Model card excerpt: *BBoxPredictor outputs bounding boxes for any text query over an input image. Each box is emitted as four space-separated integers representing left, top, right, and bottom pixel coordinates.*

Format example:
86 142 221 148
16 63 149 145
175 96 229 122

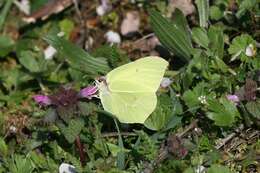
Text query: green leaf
236 0 258 18
106 143 130 157
0 137 8 157
8 154 35 173
192 27 209 48
59 118 85 143
18 51 41 73
228 34 256 61
0 0 13 31
210 5 224 20
59 19 75 39
149 9 193 61
0 35 15 57
208 26 224 59
92 45 130 68
207 97 240 126
195 0 209 28
44 34 110 75
145 94 181 131
30 151 48 169
183 90 200 109
182 82 207 111
207 164 233 173
245 101 260 120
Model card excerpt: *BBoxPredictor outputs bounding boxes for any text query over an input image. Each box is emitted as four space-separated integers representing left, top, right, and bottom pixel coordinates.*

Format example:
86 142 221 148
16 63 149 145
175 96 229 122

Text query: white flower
96 5 106 16
44 46 57 60
104 31 121 45
245 44 256 57
9 125 17 133
59 163 76 173
14 0 30 15
96 0 111 16
195 165 206 173
160 77 173 88
198 95 207 105
57 32 65 37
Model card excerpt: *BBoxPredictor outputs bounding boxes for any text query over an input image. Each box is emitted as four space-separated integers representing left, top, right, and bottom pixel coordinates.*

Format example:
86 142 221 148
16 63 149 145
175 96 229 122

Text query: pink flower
226 94 240 105
79 86 98 99
33 95 52 106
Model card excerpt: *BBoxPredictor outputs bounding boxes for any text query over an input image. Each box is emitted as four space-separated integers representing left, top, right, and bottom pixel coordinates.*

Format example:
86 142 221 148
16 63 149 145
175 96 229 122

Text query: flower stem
75 135 86 166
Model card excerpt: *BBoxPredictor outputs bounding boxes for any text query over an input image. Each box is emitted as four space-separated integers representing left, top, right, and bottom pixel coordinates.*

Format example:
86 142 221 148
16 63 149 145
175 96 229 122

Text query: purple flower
79 86 98 99
33 85 98 107
33 95 52 106
226 94 240 105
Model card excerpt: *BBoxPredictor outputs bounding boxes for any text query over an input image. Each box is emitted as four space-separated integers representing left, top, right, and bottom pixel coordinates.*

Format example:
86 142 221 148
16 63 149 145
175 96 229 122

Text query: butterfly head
95 76 110 95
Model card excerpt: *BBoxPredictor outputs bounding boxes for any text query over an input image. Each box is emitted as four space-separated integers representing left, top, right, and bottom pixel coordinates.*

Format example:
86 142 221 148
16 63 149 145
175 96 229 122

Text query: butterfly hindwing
100 90 157 123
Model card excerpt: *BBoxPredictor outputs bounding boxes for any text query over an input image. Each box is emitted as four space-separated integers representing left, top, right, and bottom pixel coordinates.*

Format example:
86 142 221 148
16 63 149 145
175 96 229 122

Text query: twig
215 124 244 149
101 132 137 138
75 135 86 166
23 0 73 23
177 119 198 138
134 33 155 43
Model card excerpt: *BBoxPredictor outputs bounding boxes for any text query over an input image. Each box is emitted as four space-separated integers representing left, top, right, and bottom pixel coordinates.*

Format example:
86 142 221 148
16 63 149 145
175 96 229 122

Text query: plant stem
75 135 86 166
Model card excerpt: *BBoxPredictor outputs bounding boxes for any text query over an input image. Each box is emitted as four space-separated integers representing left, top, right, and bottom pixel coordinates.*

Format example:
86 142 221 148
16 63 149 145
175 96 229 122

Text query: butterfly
97 56 168 124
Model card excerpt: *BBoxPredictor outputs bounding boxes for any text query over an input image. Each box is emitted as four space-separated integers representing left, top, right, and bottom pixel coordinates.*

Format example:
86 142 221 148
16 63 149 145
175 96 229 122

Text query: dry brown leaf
168 0 195 16
120 11 140 36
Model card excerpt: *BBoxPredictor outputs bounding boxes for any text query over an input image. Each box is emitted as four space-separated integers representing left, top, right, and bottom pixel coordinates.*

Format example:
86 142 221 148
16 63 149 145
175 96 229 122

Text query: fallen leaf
120 11 140 36
168 0 195 16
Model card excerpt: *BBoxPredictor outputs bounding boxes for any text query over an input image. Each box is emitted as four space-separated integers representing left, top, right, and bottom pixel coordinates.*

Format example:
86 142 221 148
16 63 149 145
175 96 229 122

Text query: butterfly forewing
106 57 168 93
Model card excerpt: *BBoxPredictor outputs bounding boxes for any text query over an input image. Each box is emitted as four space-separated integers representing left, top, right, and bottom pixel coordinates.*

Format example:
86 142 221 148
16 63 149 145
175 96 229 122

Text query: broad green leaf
207 97 240 126
228 34 256 62
183 90 200 109
207 164 232 173
30 151 48 169
210 5 224 20
182 82 207 111
44 34 110 75
145 94 180 131
208 26 224 59
236 0 258 18
59 118 85 143
195 0 209 28
92 45 130 68
192 27 209 48
18 51 41 73
212 56 230 73
0 35 14 57
149 9 193 61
